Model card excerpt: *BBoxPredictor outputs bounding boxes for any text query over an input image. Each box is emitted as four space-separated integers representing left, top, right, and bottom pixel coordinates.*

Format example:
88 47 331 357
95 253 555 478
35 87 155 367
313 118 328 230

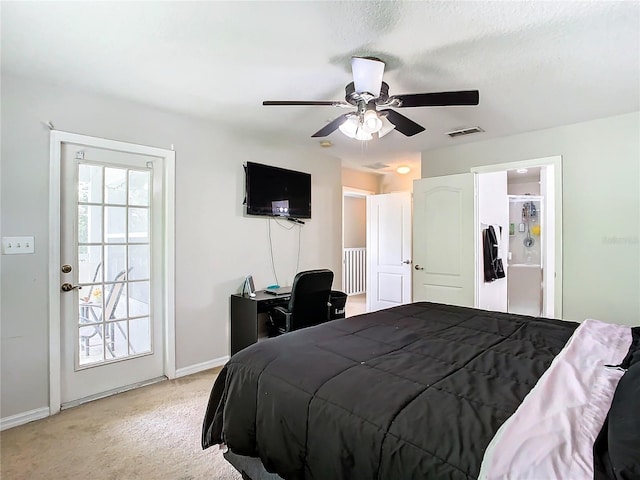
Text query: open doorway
342 187 373 316
342 160 420 316
473 156 562 318
507 167 545 316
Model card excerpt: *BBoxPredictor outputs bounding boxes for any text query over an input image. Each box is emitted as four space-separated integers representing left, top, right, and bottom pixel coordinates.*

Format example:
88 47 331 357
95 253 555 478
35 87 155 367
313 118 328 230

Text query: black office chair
269 269 334 334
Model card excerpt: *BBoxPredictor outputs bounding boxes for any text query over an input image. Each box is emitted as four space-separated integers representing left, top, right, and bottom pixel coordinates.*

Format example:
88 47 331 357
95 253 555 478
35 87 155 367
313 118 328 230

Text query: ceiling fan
263 56 479 140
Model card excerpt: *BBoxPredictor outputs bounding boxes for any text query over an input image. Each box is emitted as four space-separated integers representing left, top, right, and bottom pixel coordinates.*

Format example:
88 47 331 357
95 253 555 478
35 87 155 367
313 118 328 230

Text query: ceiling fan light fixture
263 57 479 140
378 115 396 138
396 165 411 175
351 56 385 97
338 115 359 138
354 128 373 141
362 110 383 134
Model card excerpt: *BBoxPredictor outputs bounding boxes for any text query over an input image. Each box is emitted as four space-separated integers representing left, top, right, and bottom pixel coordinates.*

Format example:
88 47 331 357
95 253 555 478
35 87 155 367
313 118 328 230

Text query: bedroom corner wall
343 197 366 248
421 111 640 326
0 73 343 421
341 167 381 193
380 158 421 193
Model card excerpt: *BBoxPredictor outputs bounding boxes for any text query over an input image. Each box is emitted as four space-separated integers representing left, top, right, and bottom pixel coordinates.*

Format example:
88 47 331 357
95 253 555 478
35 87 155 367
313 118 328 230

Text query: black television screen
245 162 311 219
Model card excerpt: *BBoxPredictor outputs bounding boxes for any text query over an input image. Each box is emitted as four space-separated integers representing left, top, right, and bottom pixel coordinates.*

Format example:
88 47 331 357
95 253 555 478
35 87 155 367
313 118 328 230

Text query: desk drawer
257 296 290 312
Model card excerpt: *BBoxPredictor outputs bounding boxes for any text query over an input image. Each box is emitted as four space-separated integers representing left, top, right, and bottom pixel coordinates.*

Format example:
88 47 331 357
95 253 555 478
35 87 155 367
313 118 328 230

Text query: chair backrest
104 267 132 320
81 262 102 301
286 269 334 331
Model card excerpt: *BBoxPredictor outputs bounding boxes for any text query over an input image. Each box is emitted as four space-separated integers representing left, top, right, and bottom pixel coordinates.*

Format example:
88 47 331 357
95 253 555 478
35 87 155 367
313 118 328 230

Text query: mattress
201 302 638 479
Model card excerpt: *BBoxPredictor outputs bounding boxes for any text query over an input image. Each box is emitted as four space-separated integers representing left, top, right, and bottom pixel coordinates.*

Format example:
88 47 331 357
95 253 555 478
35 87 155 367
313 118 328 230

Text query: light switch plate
2 236 35 254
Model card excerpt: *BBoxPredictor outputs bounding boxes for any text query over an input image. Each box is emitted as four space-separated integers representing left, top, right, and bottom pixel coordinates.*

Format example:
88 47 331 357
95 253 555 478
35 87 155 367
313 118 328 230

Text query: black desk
230 291 290 356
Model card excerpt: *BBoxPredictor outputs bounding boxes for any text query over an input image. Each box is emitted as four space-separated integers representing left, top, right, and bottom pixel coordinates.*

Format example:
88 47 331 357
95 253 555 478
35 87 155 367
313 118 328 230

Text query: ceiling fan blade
263 100 348 107
391 90 479 108
351 56 385 97
311 113 351 137
380 109 425 137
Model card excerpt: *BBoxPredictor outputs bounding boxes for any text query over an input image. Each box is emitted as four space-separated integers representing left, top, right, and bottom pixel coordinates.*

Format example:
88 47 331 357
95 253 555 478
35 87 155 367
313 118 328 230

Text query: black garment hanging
483 225 505 282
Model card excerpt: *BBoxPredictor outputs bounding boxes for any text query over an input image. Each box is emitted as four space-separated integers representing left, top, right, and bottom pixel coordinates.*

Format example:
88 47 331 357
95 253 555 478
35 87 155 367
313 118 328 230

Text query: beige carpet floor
0 368 242 480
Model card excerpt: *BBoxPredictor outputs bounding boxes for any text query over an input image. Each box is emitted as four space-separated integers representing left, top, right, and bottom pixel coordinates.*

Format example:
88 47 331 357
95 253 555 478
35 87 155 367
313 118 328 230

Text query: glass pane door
77 163 152 368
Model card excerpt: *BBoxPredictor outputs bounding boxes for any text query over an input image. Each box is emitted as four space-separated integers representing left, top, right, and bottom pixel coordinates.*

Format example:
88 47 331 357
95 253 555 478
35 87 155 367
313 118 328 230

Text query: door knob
414 265 424 271
61 283 82 292
402 260 412 264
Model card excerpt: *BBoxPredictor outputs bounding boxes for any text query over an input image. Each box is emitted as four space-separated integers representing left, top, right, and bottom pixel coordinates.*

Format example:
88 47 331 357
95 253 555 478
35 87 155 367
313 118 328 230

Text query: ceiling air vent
364 162 390 170
445 126 484 138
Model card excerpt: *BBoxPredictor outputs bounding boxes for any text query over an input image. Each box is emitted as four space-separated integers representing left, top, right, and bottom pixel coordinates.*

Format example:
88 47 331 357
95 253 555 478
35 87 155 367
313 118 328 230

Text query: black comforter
202 302 577 480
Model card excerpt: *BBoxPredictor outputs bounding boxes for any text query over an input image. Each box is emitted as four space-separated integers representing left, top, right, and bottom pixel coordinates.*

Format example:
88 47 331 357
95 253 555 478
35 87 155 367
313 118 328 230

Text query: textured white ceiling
2 1 639 172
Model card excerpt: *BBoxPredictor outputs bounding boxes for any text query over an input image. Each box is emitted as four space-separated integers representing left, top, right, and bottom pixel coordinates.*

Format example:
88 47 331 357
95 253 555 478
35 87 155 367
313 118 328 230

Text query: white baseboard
1 359 228 430
61 376 166 410
175 356 229 378
1 406 50 431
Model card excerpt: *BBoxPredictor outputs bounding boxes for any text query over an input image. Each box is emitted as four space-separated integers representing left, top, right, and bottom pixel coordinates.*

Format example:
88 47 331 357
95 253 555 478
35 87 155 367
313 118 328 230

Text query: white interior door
413 174 475 307
476 171 509 312
366 192 412 312
60 143 165 406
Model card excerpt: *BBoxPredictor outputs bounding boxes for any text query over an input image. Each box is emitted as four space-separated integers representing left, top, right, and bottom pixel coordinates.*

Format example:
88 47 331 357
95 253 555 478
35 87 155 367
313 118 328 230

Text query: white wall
422 112 640 326
380 164 421 193
342 168 381 193
343 197 366 248
508 179 540 195
0 73 343 419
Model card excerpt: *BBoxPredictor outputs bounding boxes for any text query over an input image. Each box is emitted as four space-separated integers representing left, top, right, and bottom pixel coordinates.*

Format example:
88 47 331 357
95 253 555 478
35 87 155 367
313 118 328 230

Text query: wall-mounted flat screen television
245 162 312 219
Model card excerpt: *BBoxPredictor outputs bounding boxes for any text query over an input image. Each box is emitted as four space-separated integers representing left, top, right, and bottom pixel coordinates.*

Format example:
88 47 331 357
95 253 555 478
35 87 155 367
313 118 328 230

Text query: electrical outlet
2 236 35 255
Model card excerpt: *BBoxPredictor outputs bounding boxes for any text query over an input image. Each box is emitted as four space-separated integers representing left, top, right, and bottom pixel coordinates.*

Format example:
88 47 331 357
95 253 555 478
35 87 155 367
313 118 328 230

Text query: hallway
346 293 366 317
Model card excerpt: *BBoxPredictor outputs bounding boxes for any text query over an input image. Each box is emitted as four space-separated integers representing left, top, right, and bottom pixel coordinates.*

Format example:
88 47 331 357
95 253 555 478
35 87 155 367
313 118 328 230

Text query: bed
201 302 639 480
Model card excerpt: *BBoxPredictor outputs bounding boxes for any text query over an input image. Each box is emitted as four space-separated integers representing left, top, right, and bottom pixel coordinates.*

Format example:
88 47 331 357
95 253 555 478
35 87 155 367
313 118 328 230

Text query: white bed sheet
479 319 632 480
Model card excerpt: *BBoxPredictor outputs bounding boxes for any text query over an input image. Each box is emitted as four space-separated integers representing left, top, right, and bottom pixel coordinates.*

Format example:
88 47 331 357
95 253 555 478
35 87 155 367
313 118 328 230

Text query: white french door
56 136 172 407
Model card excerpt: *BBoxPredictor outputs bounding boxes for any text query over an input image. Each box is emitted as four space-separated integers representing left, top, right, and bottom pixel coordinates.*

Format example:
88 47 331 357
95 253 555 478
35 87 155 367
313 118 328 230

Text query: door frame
471 155 563 318
48 130 176 415
342 186 374 295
